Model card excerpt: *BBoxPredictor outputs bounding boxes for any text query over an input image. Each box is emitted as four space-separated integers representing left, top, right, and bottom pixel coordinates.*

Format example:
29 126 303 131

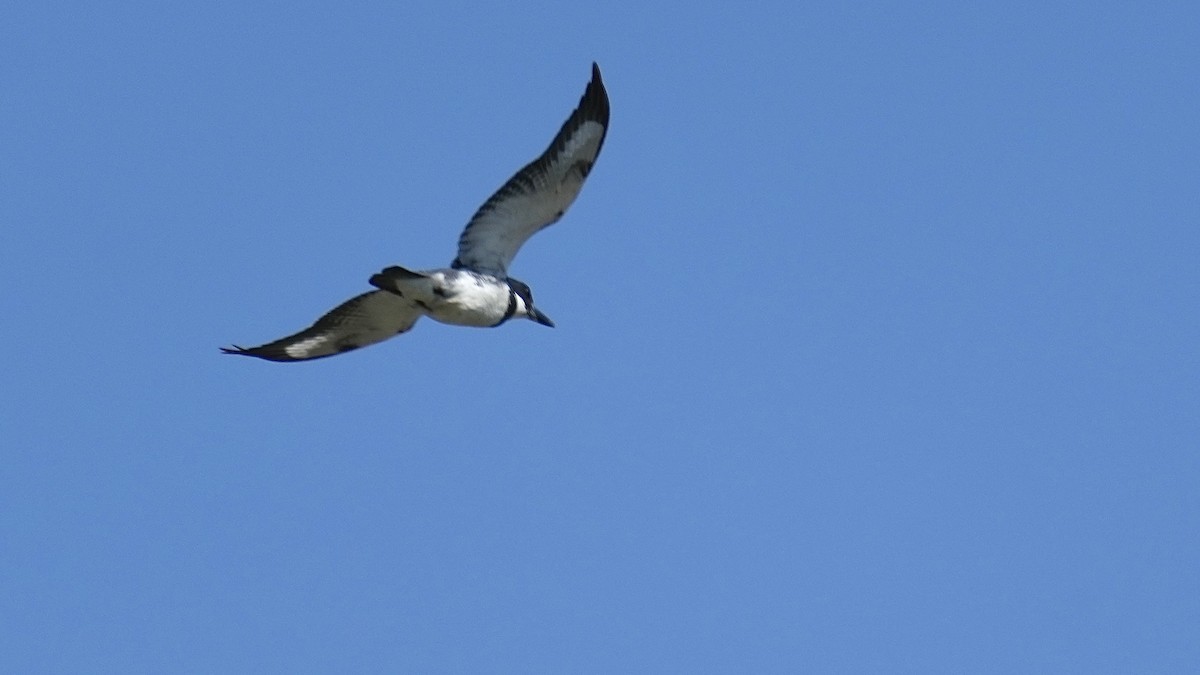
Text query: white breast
424 272 513 327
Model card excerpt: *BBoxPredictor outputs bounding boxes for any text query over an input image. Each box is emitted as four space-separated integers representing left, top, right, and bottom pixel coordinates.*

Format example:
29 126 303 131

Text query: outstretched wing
221 290 422 362
451 62 610 276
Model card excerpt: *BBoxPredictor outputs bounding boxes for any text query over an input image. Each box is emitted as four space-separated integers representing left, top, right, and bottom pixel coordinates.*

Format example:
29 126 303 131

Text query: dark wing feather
221 290 421 362
452 62 610 276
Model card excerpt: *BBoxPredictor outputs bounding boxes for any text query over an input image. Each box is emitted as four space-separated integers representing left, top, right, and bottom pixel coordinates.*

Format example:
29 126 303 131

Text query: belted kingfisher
222 63 610 362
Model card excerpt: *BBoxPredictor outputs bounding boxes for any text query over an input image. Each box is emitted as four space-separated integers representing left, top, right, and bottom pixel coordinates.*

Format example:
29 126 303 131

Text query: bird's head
507 278 555 328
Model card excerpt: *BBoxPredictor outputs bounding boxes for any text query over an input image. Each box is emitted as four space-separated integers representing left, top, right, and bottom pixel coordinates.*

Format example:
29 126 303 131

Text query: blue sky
3 1 1198 672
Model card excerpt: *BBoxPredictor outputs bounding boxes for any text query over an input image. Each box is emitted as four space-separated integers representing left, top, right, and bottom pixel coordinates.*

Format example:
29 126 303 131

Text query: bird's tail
369 265 428 297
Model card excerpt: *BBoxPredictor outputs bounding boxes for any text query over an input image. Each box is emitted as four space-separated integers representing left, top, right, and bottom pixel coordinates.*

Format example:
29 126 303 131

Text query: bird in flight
222 63 610 362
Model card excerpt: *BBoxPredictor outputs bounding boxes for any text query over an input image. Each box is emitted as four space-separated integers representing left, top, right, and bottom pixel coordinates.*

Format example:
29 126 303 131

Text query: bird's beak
529 308 555 327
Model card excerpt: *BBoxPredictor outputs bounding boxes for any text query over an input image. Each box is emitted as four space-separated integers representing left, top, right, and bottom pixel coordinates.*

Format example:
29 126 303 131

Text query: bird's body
368 266 550 329
393 269 518 328
223 63 609 362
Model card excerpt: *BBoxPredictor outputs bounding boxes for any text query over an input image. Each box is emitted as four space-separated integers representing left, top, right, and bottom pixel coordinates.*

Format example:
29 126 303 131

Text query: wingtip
219 343 303 362
580 62 609 125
